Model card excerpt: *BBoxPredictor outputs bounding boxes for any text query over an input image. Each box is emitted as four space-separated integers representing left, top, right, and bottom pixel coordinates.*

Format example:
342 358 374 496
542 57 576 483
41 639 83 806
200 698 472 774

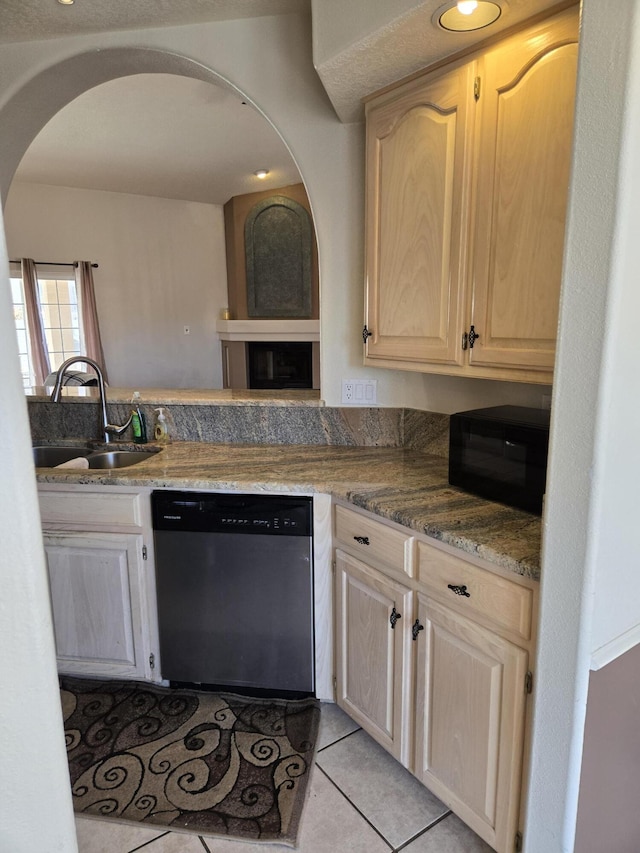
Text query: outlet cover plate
341 379 377 406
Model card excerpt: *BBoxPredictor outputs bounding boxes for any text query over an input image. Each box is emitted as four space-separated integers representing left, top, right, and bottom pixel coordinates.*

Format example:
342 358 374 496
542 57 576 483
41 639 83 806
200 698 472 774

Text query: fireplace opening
247 342 313 390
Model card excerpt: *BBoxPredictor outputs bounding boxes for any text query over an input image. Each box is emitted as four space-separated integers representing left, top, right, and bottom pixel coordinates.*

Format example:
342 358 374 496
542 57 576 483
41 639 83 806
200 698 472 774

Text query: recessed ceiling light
434 0 502 32
254 169 269 179
57 0 75 5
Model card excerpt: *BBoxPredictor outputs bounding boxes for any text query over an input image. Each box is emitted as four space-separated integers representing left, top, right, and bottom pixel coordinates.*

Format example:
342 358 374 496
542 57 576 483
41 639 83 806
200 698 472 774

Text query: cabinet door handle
390 607 401 629
447 583 471 598
353 535 370 545
362 325 373 345
412 619 424 640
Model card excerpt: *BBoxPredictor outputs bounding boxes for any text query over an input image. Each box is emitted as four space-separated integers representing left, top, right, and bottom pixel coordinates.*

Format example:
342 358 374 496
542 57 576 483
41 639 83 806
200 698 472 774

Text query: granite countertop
35 441 542 580
26 387 323 406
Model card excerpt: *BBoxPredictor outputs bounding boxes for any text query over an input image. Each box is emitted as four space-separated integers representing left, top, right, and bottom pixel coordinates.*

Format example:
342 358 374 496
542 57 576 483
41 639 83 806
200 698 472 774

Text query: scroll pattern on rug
60 676 319 845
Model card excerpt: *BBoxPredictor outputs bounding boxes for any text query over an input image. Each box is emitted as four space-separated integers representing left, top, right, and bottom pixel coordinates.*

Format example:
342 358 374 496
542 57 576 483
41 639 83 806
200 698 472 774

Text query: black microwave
448 405 550 514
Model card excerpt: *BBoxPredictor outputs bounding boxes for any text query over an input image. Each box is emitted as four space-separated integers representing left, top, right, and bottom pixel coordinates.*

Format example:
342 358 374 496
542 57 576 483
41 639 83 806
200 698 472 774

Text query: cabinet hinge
149 652 155 670
474 76 481 101
515 830 523 852
525 671 533 694
142 544 148 561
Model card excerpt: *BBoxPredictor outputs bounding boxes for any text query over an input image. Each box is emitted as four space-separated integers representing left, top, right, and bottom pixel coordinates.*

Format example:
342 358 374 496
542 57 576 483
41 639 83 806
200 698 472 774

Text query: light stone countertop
26 387 323 406
35 441 542 580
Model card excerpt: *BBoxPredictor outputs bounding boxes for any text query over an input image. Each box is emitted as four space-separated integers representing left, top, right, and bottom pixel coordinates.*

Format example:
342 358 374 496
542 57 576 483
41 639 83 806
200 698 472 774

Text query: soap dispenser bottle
153 408 170 444
131 391 147 444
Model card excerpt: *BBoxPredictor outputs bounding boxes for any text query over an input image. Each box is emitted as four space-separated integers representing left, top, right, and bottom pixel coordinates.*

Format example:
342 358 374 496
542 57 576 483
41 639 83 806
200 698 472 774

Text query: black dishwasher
152 491 314 697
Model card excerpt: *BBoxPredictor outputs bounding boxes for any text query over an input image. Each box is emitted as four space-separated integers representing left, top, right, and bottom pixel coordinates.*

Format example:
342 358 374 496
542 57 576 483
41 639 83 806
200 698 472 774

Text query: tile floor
74 703 493 853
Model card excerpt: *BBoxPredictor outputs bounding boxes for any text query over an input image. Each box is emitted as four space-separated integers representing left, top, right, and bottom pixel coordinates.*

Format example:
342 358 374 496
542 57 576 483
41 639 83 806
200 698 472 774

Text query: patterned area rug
60 676 320 846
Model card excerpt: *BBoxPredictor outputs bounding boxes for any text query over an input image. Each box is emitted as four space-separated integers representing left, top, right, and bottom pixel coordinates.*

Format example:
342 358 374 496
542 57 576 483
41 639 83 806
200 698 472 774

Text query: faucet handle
105 414 134 437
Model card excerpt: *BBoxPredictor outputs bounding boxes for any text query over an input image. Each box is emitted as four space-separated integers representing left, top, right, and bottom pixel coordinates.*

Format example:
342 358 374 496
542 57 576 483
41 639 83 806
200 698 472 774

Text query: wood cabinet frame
363 5 579 385
333 500 538 853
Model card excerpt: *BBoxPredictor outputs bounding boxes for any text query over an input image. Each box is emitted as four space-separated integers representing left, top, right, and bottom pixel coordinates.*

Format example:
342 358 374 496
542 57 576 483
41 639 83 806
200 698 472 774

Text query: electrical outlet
342 380 355 403
342 379 377 405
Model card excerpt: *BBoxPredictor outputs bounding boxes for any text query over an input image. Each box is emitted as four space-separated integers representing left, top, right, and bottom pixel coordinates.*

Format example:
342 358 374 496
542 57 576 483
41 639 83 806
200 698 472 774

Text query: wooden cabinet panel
335 549 413 766
334 503 414 576
417 540 533 641
363 6 579 384
414 596 528 852
365 62 474 365
44 531 146 678
39 485 159 683
333 501 537 852
39 489 144 529
470 11 579 371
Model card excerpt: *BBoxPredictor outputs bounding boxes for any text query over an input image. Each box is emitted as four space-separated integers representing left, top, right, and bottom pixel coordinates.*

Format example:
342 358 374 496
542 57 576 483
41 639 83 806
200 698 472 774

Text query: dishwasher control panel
152 490 313 536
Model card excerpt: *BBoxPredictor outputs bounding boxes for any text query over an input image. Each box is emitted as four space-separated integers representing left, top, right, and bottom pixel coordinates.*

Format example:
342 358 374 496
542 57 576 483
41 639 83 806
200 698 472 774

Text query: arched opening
1 47 320 392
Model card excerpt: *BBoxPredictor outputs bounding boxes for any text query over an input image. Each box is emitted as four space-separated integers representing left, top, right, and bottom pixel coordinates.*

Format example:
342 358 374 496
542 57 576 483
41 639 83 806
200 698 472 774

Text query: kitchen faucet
50 356 132 443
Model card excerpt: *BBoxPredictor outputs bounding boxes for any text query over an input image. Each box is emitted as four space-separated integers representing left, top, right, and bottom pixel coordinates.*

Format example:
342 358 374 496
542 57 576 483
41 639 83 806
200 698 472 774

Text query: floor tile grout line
313 763 394 851
126 830 171 852
316 725 362 754
393 810 454 852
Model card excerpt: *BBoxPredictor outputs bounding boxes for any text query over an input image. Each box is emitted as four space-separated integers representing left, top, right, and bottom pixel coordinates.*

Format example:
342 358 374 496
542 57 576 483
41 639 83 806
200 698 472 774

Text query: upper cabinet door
364 62 475 366
469 8 579 372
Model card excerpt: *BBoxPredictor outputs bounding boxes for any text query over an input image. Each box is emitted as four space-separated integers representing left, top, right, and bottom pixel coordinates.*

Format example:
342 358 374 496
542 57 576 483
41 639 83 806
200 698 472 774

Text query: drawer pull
390 607 401 629
448 583 471 598
354 535 370 546
412 620 424 641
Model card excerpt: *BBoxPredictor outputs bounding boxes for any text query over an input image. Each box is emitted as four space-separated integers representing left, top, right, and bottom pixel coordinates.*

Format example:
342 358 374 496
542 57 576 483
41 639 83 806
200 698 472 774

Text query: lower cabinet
335 550 413 766
414 596 529 852
334 502 536 853
39 485 160 682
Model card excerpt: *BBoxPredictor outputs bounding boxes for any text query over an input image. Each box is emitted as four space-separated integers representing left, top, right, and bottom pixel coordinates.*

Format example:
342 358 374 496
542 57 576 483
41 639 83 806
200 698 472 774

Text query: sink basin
33 445 160 469
86 449 160 469
33 445 92 467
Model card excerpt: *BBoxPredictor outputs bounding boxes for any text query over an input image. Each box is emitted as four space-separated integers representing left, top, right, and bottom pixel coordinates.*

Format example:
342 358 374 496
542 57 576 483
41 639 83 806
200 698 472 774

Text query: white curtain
20 257 50 386
75 261 109 383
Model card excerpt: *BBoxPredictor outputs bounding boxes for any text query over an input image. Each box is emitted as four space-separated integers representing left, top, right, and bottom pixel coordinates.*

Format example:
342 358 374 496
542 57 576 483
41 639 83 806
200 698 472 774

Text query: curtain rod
9 260 99 268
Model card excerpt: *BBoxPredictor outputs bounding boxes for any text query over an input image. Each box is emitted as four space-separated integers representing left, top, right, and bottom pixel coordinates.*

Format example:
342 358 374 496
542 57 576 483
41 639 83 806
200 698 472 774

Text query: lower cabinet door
413 594 528 853
43 531 149 680
335 549 413 766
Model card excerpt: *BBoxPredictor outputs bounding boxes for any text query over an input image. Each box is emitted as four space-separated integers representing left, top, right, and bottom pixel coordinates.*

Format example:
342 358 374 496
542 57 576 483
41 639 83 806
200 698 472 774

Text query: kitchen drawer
334 504 414 577
417 541 533 641
39 489 145 529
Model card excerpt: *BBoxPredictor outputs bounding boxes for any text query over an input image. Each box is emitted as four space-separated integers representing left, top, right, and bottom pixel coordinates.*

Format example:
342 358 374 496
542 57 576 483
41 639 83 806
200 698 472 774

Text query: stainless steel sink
86 449 160 469
33 445 92 467
33 445 160 469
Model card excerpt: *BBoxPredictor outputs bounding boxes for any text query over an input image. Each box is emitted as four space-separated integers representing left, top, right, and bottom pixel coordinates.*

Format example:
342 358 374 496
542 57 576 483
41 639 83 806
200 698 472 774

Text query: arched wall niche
0 46 302 205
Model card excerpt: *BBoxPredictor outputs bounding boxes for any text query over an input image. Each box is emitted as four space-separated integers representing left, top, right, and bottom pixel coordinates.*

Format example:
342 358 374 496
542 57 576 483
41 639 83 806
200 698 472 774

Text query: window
10 270 84 389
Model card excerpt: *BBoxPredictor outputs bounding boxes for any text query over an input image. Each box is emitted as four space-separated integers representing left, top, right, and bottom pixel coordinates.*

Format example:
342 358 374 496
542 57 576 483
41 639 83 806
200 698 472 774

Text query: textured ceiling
312 0 574 122
0 0 309 43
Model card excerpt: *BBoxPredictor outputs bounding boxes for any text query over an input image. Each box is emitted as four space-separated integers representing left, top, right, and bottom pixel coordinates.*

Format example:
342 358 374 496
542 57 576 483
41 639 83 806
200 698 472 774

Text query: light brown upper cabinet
363 6 579 383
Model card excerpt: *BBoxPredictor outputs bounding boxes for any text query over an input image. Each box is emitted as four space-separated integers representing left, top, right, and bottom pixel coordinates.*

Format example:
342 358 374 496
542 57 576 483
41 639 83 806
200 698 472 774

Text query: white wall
526 2 640 851
5 182 227 389
587 9 640 667
0 209 78 851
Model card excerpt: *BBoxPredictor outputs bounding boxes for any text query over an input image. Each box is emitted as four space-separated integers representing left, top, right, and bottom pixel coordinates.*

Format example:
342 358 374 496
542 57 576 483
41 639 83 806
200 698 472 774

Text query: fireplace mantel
216 320 320 342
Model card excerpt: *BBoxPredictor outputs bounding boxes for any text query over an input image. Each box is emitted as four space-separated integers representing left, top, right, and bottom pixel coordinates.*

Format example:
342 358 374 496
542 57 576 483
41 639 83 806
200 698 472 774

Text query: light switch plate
341 379 377 405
